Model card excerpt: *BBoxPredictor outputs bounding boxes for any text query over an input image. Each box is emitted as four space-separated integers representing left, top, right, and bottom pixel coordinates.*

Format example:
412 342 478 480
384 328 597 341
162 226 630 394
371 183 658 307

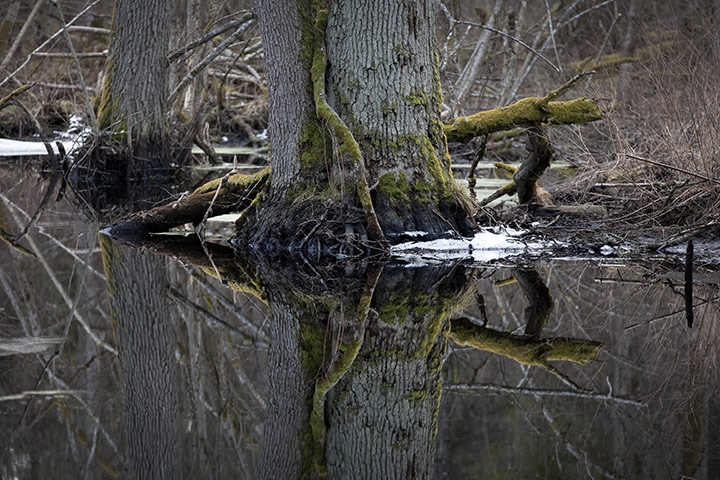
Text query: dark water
1 166 719 479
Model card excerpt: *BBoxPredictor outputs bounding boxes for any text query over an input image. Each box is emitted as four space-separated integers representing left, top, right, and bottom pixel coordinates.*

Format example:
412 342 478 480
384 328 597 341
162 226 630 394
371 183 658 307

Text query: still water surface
1 165 719 479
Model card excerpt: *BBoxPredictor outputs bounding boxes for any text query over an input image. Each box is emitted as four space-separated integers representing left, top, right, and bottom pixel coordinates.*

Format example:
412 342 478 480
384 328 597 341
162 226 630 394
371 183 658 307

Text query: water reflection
1 170 719 478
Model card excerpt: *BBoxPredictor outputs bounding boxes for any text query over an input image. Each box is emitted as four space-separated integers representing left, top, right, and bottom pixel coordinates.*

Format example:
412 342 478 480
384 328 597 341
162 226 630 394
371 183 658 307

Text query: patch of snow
0 138 78 157
600 245 615 256
392 228 542 263
256 129 268 140
0 114 90 157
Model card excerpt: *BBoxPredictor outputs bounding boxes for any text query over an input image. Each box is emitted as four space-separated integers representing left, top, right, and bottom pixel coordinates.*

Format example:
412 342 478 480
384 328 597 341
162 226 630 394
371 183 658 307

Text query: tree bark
240 0 475 252
97 0 173 159
325 266 466 479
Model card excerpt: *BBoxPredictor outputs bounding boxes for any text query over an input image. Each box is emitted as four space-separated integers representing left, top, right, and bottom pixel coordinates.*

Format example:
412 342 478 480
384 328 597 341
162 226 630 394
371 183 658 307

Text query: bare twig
0 390 85 402
455 19 560 74
51 0 98 133
170 288 268 347
2 198 116 355
0 0 44 73
32 50 108 59
66 26 110 35
169 12 253 61
626 153 720 185
453 0 505 108
168 18 255 105
0 0 102 90
32 82 98 92
543 0 562 73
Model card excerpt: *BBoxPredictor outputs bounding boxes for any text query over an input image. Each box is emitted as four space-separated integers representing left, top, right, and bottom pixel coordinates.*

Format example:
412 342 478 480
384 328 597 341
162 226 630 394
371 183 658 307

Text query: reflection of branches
3 200 116 354
170 288 268 348
444 382 642 406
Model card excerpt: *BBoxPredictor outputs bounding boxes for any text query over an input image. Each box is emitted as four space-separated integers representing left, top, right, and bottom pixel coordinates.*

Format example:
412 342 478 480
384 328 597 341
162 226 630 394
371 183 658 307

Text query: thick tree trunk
97 0 173 159
259 295 315 480
326 0 474 239
99 236 180 479
241 0 474 252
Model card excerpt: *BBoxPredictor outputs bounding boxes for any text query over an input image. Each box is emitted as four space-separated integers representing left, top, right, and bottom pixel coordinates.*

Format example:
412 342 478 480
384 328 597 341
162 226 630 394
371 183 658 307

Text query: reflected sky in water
1 167 719 479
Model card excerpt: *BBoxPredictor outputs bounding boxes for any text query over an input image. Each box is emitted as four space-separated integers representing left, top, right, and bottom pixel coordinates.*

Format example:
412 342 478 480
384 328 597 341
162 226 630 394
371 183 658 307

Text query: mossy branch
0 83 35 112
106 168 270 236
444 96 602 143
310 9 387 246
449 317 602 367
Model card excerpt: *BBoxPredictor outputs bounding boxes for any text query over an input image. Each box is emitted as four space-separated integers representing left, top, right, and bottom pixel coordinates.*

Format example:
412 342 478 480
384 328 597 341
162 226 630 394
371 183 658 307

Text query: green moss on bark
443 97 603 143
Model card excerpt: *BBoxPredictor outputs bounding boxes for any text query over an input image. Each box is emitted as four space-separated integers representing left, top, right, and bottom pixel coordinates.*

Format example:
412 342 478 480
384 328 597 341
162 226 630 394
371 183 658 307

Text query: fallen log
106 167 270 236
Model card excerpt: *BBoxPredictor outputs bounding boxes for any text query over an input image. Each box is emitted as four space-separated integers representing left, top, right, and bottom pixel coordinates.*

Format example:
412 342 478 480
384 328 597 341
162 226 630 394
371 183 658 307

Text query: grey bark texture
100 0 173 155
254 0 314 191
102 239 180 480
244 0 473 248
326 0 474 236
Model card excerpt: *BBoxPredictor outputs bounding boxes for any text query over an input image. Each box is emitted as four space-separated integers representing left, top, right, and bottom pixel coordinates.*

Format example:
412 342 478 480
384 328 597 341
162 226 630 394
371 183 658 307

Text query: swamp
1 0 719 478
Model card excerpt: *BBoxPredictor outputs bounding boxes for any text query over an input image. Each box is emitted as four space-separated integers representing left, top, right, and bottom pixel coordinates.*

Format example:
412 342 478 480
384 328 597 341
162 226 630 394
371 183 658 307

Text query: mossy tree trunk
240 0 474 252
324 266 465 479
97 0 173 160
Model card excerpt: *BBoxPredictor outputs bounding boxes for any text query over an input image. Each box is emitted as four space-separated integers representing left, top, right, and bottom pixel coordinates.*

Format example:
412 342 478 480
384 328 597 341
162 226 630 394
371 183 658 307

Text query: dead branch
0 0 43 73
444 383 642 406
168 15 256 105
0 0 102 90
107 168 270 236
52 0 98 133
169 12 254 62
0 83 35 112
31 51 108 59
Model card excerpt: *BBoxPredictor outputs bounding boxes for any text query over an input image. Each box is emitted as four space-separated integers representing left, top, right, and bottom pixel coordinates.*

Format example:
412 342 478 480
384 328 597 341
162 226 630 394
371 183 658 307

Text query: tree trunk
97 0 173 159
240 0 474 252
259 293 315 480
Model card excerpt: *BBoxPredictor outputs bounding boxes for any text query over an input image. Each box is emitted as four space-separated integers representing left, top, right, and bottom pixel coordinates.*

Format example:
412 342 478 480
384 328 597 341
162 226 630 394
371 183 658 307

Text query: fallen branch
450 317 602 366
31 50 108 59
107 167 270 236
0 83 35 112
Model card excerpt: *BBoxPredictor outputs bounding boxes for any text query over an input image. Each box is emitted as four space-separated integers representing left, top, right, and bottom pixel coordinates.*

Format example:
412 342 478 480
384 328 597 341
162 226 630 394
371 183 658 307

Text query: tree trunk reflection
100 235 180 479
